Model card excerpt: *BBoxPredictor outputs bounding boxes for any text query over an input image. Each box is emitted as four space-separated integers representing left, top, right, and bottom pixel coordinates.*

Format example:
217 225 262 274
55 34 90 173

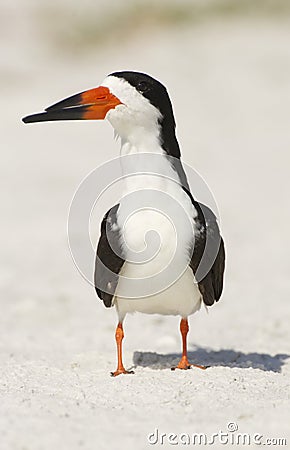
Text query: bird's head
22 71 176 145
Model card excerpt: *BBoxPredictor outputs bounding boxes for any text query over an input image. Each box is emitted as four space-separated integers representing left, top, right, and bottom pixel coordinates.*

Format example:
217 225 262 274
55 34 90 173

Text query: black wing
189 200 225 306
94 204 125 308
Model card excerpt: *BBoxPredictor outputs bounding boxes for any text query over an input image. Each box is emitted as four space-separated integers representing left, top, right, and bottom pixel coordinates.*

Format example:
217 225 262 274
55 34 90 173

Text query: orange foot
171 356 207 371
110 368 135 377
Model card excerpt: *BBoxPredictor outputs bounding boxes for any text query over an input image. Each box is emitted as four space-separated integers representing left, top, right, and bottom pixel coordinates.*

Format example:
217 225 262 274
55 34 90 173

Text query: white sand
1 6 290 449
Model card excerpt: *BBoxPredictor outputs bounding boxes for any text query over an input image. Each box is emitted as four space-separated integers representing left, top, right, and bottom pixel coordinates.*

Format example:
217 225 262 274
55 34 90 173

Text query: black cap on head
110 71 180 158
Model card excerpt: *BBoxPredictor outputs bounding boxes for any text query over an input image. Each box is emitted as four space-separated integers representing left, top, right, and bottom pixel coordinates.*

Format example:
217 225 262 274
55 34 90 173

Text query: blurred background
1 0 290 448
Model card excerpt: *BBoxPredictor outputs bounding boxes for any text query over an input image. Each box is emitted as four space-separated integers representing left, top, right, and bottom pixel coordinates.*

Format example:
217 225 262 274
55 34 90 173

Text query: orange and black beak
22 86 122 124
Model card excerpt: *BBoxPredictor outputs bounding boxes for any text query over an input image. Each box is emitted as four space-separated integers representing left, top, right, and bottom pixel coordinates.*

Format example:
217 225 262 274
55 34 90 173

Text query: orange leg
172 318 207 371
111 322 134 377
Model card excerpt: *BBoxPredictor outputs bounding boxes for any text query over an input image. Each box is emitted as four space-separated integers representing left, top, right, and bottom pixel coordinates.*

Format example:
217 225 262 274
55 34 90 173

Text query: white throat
102 75 163 148
119 132 163 157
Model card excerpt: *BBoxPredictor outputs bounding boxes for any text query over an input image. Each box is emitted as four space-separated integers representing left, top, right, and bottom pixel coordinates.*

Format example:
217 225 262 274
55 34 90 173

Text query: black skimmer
23 71 225 376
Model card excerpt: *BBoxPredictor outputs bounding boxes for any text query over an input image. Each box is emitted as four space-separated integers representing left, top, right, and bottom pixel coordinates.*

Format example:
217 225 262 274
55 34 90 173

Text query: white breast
113 150 202 320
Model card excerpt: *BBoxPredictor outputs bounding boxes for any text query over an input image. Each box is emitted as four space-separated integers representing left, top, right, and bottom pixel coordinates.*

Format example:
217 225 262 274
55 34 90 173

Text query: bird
23 71 225 376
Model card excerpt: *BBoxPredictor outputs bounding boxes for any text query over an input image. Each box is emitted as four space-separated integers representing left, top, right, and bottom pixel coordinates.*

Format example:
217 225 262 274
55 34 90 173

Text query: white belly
115 265 202 320
114 203 202 319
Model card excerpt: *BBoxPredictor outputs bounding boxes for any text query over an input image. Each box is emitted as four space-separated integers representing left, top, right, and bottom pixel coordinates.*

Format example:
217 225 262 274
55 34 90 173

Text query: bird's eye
137 81 149 93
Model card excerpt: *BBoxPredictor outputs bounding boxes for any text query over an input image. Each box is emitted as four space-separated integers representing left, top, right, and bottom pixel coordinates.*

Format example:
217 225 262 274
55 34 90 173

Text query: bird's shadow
133 347 289 373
